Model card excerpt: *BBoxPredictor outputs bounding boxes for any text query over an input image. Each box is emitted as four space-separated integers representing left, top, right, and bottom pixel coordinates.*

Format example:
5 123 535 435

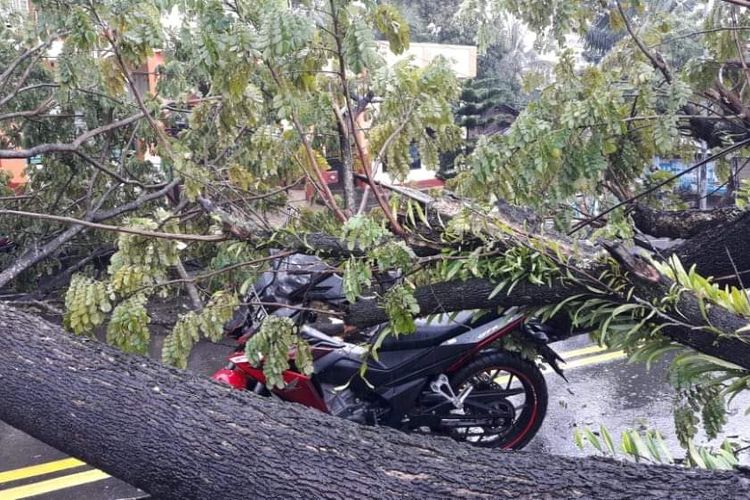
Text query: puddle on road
527 348 750 466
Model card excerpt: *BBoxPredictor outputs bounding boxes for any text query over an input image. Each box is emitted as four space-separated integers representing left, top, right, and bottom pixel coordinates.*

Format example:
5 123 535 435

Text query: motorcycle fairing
232 362 329 412
312 312 525 422
317 312 525 387
217 310 530 424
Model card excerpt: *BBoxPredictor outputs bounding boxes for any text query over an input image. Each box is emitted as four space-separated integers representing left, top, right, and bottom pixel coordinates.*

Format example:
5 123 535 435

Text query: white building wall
375 41 477 79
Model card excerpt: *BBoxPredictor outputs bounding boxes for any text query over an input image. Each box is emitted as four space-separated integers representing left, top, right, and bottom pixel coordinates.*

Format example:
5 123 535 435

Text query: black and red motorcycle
212 254 566 449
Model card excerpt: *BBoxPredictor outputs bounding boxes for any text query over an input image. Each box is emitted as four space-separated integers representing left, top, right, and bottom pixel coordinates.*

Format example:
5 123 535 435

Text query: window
10 0 29 12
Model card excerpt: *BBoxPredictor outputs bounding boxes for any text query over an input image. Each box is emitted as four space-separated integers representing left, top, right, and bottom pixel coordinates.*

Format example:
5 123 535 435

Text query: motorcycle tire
448 350 547 450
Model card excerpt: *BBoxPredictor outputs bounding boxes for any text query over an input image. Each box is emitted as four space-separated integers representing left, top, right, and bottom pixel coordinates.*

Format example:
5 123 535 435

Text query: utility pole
698 140 708 210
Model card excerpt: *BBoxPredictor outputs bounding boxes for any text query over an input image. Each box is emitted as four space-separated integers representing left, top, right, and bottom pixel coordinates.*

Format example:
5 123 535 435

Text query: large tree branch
631 204 745 239
722 0 750 9
669 209 750 284
682 105 749 148
332 101 357 211
616 1 672 84
0 209 226 242
345 278 589 329
339 187 750 370
0 112 146 158
606 242 750 367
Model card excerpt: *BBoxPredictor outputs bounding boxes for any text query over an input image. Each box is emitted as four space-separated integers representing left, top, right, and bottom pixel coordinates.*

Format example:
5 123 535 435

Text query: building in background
1 1 34 189
0 31 164 189
376 41 477 79
372 41 477 189
651 156 750 208
3 0 30 16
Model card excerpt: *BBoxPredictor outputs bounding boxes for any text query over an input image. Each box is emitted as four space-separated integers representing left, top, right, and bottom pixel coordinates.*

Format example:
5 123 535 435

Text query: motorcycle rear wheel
447 351 547 450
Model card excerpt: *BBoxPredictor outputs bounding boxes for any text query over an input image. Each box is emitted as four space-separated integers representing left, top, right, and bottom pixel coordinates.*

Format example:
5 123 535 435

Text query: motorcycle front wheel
446 351 548 450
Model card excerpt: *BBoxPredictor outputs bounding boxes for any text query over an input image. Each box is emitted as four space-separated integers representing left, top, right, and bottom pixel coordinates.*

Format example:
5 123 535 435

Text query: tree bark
346 278 588 329
345 268 750 370
631 204 744 240
1 305 748 500
175 259 204 311
669 210 750 285
682 103 750 149
605 243 750 369
337 118 357 212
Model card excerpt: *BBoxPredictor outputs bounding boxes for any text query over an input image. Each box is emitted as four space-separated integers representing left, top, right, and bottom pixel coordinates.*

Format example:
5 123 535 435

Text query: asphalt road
528 336 750 463
2 336 748 499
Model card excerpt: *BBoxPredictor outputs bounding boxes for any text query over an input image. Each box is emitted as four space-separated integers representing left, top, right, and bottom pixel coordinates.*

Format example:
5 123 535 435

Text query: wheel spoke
496 387 525 397
435 362 542 448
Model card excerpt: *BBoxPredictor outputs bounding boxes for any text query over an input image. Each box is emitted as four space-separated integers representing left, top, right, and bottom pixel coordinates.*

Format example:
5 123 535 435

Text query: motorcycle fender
538 344 568 381
483 345 568 381
211 368 249 390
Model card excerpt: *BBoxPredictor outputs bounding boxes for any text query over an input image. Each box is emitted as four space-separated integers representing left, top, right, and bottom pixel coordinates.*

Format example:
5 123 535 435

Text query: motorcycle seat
376 310 477 351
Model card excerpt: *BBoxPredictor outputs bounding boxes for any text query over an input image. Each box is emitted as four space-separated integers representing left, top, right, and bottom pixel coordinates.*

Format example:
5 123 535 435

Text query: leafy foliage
245 315 312 389
574 424 739 470
382 284 421 335
369 58 463 180
107 294 151 354
64 275 112 335
453 51 692 211
108 216 181 296
5 0 750 470
342 215 388 251
162 292 239 368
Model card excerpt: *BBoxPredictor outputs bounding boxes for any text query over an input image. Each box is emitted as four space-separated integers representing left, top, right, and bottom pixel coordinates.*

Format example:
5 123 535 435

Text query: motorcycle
212 253 566 449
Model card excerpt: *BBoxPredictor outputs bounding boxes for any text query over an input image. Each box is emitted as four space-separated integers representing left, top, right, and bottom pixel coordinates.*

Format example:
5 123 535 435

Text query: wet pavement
2 335 749 498
528 335 750 464
0 423 146 499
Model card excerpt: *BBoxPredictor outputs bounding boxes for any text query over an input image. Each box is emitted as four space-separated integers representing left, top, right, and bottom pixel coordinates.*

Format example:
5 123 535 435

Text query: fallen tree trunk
629 205 750 285
0 305 748 499
670 210 750 285
83 186 750 371
630 204 744 240
346 278 588 329
345 270 750 370
604 243 750 369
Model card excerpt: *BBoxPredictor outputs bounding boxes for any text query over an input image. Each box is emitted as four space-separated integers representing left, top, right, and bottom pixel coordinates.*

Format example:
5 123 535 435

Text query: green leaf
600 425 616 455
584 428 602 452
488 280 508 299
573 428 584 449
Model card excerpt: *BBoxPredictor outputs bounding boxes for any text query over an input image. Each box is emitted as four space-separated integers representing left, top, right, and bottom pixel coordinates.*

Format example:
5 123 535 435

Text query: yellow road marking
0 469 109 500
564 350 626 369
497 347 628 384
0 458 85 485
558 344 608 360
